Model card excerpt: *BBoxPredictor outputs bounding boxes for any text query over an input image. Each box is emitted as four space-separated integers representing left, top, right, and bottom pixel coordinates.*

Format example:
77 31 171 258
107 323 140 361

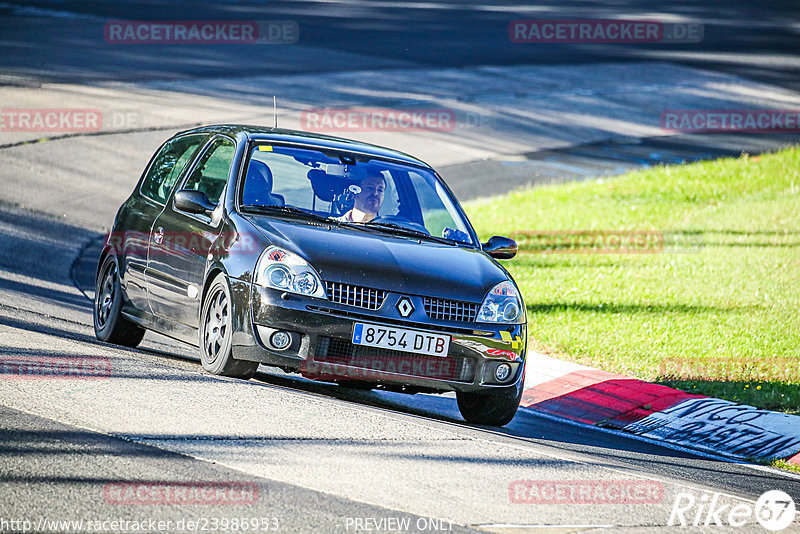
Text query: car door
120 133 207 311
146 135 237 328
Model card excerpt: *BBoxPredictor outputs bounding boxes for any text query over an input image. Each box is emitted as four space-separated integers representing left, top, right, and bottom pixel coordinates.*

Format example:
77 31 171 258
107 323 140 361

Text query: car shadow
0 201 102 303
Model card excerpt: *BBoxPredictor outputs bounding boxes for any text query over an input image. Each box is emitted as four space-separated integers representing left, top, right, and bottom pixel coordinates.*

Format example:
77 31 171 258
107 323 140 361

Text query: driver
338 172 385 223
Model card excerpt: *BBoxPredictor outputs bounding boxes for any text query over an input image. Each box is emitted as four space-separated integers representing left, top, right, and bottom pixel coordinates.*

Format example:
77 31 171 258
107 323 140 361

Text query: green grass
770 459 800 474
464 147 800 414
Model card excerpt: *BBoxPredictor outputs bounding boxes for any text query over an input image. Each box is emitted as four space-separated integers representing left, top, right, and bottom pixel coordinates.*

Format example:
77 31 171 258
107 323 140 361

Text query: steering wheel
370 215 430 235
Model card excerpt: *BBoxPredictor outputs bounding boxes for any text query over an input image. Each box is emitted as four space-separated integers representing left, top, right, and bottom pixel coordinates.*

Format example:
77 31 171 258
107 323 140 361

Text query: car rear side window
182 137 235 206
140 134 206 204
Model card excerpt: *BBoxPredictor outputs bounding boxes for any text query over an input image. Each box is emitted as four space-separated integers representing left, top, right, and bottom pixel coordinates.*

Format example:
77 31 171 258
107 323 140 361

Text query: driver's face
354 175 385 215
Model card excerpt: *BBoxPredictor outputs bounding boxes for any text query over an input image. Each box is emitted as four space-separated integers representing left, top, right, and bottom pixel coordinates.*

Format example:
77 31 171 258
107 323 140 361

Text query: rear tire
94 254 145 347
200 274 258 379
456 388 522 427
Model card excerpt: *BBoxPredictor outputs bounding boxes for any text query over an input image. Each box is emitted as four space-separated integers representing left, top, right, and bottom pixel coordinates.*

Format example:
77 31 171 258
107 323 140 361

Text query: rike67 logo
669 489 796 531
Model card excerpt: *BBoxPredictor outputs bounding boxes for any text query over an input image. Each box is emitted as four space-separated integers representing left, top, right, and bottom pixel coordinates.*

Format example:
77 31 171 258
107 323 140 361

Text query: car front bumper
232 283 527 397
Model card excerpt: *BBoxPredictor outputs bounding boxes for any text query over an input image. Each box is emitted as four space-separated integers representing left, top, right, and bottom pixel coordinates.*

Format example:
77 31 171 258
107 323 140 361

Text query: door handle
153 227 164 245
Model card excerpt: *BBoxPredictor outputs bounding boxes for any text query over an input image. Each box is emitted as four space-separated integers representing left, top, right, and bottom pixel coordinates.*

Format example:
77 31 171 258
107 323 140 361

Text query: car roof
175 124 432 168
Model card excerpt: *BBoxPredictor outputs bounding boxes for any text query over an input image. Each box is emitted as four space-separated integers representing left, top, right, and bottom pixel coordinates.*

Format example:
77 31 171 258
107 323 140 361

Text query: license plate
351 323 450 357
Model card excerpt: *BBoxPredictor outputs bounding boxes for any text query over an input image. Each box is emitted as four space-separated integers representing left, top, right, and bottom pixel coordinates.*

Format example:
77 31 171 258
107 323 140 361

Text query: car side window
140 134 206 204
182 137 235 206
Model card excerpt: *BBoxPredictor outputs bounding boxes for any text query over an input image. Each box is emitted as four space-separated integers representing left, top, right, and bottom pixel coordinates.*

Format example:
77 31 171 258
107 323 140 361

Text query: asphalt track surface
1 0 799 90
1 1 800 532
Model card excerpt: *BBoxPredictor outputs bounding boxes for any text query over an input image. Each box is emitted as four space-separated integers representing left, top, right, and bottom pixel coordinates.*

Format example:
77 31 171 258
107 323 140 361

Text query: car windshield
239 144 476 246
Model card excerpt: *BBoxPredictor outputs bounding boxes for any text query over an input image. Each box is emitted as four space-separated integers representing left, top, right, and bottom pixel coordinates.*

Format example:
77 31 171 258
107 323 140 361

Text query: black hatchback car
94 125 527 426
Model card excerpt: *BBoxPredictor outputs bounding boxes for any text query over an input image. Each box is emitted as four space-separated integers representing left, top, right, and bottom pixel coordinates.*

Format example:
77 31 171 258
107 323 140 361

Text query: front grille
423 297 479 322
313 337 475 382
305 305 482 336
325 281 386 310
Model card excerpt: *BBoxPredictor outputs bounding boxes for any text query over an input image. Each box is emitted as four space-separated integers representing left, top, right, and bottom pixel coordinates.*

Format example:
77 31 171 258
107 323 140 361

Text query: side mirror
174 190 216 215
482 235 517 259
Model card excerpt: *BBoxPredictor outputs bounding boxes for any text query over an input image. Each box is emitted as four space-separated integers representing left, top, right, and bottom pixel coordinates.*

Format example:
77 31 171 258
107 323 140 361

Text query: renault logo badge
396 297 414 318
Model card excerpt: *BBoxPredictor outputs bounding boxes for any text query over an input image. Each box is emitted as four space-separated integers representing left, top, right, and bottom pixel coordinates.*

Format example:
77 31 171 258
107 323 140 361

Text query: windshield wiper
241 206 459 244
240 205 375 233
240 204 334 224
367 222 456 245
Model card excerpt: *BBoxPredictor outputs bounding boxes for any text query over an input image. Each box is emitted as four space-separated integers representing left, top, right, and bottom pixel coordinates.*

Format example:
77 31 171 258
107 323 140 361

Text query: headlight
477 281 524 324
255 246 326 299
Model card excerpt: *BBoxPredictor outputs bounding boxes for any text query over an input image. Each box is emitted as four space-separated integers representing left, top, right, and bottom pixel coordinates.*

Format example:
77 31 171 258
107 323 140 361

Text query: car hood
246 215 508 302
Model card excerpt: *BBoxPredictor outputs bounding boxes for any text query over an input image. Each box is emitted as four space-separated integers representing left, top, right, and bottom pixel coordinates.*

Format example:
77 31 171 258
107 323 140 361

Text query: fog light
270 331 292 351
495 363 512 382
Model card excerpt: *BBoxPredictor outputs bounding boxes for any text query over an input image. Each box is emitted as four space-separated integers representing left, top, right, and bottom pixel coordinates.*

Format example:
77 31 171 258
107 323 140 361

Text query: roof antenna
273 96 278 129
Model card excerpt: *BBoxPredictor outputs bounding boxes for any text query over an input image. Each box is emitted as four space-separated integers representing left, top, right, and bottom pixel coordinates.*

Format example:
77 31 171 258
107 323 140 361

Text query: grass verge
770 459 800 474
464 147 800 414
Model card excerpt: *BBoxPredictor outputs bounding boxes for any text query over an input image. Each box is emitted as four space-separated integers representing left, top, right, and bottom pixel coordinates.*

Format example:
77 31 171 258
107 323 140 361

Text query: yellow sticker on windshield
258 145 273 152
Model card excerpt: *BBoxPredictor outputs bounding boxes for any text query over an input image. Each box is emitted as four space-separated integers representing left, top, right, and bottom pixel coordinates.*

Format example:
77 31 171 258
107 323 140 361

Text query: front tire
199 274 258 379
456 388 522 427
94 254 145 347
